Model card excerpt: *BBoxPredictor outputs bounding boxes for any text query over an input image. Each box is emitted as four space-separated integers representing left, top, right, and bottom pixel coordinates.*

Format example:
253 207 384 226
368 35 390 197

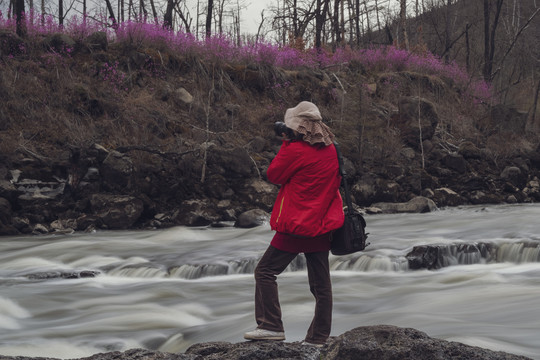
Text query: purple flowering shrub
0 12 491 102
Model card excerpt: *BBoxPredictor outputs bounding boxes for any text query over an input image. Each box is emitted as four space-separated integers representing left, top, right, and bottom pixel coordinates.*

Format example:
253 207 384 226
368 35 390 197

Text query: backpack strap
334 141 354 215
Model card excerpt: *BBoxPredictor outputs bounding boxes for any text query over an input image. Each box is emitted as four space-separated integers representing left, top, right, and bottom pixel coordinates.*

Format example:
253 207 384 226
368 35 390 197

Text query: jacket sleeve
267 141 301 185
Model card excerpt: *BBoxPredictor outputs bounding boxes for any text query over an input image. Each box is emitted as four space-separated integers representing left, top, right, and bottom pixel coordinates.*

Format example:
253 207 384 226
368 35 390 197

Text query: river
1 204 539 359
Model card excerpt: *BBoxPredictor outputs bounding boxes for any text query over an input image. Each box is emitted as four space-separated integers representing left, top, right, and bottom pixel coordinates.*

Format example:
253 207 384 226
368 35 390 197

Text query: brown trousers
254 245 332 344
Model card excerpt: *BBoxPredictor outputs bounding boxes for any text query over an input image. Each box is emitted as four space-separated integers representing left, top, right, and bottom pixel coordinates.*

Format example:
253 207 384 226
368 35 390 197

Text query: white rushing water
1 204 540 359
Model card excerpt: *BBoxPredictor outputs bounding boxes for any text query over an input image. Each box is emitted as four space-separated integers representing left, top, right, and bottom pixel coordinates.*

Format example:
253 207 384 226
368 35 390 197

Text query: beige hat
284 101 335 146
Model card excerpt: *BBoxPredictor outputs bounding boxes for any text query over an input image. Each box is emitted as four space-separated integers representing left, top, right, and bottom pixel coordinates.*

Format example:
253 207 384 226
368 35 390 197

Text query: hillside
1 24 540 235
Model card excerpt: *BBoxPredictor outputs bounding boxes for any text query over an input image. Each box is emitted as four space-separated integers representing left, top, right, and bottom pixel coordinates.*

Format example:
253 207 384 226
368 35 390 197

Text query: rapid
1 204 539 359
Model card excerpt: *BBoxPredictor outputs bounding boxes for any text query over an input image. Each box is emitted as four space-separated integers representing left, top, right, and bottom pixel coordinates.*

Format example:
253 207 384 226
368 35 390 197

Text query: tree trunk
140 0 148 18
315 0 329 50
59 0 63 26
14 0 25 36
205 0 214 37
149 0 158 20
399 0 409 49
483 0 504 81
164 0 175 28
444 0 451 62
105 0 117 25
333 0 341 48
531 78 540 131
362 0 370 45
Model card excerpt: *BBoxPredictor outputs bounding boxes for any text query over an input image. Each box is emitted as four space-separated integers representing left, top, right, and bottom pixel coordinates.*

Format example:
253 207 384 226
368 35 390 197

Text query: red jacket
267 140 344 237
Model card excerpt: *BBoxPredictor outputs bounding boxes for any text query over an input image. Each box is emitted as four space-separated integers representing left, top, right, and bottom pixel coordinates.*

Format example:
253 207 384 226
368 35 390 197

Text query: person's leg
304 250 332 344
253 245 297 332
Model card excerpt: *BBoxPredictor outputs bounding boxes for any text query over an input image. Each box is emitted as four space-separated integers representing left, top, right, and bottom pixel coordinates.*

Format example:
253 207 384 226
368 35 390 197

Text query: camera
274 121 295 139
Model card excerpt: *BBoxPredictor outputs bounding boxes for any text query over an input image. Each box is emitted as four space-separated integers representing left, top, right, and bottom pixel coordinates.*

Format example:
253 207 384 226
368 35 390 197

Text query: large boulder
372 196 437 214
324 325 528 360
235 209 270 228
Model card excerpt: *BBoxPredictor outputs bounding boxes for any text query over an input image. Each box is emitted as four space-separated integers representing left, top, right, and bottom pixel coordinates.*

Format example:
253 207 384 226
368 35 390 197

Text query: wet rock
324 325 530 360
372 196 437 214
177 199 220 226
32 223 49 234
433 187 465 207
235 209 270 228
26 270 100 280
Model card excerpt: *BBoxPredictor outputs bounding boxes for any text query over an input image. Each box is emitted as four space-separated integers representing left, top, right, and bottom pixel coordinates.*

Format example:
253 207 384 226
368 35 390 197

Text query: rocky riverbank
0 325 531 360
1 30 540 236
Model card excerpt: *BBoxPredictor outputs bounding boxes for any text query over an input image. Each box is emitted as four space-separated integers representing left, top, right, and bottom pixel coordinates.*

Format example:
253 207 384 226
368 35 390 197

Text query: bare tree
14 0 25 36
59 0 63 26
206 0 214 37
482 0 504 81
164 0 177 28
399 0 409 49
105 0 117 25
315 0 329 49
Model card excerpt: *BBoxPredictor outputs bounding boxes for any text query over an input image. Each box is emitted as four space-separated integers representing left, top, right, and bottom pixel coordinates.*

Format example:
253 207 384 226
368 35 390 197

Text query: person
244 101 344 347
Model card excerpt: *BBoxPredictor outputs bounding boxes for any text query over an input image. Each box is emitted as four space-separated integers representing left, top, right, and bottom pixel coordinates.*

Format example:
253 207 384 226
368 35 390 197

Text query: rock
238 179 278 211
523 178 540 201
0 29 25 56
458 141 483 159
394 96 439 149
101 151 133 190
208 146 254 178
174 87 194 105
490 104 528 133
0 325 530 360
90 194 144 229
86 31 108 51
43 33 76 53
500 166 526 188
0 179 18 202
32 223 49 234
0 196 12 220
324 325 529 360
235 209 270 228
372 196 437 214
469 190 502 205
12 216 31 232
444 153 467 173
433 187 465 207
50 219 77 234
177 199 220 226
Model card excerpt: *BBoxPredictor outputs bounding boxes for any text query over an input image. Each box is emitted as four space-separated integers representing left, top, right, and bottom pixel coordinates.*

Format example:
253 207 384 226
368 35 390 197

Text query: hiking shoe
301 341 324 348
244 328 285 341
